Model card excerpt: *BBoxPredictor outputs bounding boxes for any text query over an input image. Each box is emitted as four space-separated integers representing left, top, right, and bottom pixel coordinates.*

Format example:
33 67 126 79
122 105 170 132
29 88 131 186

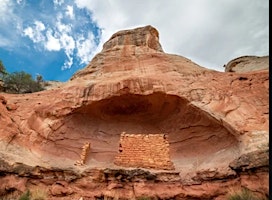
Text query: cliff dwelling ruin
114 133 174 170
64 92 240 171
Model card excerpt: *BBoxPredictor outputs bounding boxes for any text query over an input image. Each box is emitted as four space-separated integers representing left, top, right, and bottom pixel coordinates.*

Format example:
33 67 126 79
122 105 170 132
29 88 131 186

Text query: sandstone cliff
0 25 269 200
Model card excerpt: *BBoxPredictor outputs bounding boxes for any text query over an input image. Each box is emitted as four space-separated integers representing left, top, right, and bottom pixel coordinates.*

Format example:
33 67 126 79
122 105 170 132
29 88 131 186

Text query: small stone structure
114 132 174 170
75 142 91 166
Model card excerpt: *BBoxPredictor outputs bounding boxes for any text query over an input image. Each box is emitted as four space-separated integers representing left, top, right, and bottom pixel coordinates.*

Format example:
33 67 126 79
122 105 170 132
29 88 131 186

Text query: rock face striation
0 25 269 200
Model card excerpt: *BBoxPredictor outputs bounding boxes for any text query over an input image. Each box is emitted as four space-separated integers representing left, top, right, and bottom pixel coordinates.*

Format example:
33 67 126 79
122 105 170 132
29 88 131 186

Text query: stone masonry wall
114 133 174 170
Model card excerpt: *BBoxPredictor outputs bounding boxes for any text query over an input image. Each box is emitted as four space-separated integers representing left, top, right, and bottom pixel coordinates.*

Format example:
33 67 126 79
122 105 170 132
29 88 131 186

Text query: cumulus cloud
45 29 61 51
53 0 64 6
66 5 74 19
21 7 98 70
59 33 76 69
22 16 76 69
75 0 269 71
62 53 74 70
45 17 76 69
76 32 96 64
56 20 71 33
23 21 46 43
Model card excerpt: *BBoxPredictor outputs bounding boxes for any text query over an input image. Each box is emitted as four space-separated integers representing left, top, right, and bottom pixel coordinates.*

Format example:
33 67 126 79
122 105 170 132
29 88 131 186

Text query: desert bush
227 188 268 200
18 190 31 200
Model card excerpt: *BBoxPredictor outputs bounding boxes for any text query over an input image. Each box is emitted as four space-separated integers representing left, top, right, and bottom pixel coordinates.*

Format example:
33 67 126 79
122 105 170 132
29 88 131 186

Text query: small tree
0 60 8 79
3 71 43 93
36 74 43 83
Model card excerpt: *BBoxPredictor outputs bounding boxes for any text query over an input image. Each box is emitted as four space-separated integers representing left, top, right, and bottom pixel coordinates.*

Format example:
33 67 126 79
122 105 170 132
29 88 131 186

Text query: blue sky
0 0 101 81
0 0 269 82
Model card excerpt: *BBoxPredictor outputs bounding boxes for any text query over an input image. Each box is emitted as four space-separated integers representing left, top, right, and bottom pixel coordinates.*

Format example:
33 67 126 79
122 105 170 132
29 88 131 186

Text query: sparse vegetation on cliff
18 190 30 200
0 60 44 94
17 189 47 200
227 188 268 200
137 197 152 200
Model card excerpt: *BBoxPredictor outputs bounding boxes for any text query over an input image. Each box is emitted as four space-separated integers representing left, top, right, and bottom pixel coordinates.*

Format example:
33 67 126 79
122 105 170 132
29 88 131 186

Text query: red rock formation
224 55 269 72
0 25 269 199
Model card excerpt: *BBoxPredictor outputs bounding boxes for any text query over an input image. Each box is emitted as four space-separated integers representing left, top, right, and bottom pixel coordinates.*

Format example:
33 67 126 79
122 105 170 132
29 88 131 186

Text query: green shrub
18 190 30 200
3 71 44 93
0 60 7 79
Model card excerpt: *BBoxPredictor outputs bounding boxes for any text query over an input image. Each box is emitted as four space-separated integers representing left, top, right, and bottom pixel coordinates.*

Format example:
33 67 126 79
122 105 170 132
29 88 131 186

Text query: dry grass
30 188 48 200
226 187 268 200
0 188 48 200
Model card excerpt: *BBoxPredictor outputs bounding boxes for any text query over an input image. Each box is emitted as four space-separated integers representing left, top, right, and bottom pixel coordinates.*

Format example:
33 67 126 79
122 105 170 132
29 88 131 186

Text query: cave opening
67 92 239 171
76 92 181 122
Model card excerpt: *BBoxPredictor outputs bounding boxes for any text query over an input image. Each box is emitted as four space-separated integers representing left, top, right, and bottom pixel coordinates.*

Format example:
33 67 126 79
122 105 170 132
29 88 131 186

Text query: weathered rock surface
224 55 269 72
0 25 269 199
42 80 65 90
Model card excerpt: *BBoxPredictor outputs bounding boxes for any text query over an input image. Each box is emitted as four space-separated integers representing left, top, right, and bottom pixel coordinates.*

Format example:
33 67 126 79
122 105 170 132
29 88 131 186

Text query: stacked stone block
114 133 174 170
74 142 91 166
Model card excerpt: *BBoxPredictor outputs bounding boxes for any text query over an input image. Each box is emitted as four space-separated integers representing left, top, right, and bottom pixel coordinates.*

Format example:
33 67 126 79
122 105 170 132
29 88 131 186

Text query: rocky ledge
224 55 269 72
0 148 268 199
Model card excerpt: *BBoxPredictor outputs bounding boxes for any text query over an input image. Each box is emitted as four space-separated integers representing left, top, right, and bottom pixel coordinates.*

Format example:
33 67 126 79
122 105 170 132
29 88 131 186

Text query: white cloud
23 21 46 43
16 0 23 4
56 21 71 33
53 0 64 6
66 5 74 19
0 0 24 48
22 14 78 69
76 32 96 64
0 0 14 23
0 0 101 75
35 21 46 31
62 54 74 70
45 29 61 51
59 33 75 51
75 0 269 71
59 33 76 69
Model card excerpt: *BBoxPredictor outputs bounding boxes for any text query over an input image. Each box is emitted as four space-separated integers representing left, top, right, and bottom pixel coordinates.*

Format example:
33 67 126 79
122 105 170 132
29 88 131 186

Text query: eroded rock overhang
27 79 240 172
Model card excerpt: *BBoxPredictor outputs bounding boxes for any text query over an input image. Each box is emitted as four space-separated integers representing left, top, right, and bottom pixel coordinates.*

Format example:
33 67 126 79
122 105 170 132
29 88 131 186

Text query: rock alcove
41 92 239 171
